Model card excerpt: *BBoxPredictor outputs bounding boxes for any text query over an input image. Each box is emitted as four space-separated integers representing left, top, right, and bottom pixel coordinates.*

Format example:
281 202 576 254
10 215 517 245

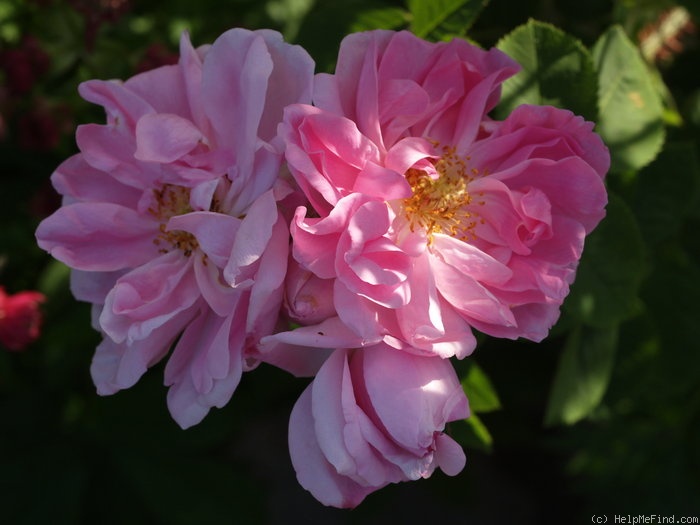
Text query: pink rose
35 28 314 428
271 30 608 357
0 287 45 351
289 342 469 508
283 257 336 325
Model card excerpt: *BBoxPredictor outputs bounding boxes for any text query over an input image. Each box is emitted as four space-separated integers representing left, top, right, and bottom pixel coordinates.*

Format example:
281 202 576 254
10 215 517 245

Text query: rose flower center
149 184 199 257
402 145 484 243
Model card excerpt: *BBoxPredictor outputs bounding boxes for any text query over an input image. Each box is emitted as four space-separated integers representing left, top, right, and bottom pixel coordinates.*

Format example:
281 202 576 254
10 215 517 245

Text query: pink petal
260 316 369 349
352 161 411 202
193 255 239 317
254 338 331 377
99 252 199 344
70 269 124 305
430 255 516 327
51 154 141 208
176 31 208 133
90 307 194 394
434 433 467 476
394 252 478 359
134 113 205 163
167 211 240 269
383 136 436 175
290 194 367 279
202 29 272 170
254 29 314 142
311 349 358 476
75 123 161 190
246 213 288 335
289 385 374 508
78 79 154 130
333 281 387 342
361 346 465 453
124 63 190 117
35 202 158 271
281 104 345 214
430 234 513 285
165 307 245 429
224 189 278 286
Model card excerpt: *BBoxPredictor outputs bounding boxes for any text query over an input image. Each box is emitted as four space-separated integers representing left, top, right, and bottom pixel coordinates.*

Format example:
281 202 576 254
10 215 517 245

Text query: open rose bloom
270 30 609 358
268 29 608 506
35 28 314 428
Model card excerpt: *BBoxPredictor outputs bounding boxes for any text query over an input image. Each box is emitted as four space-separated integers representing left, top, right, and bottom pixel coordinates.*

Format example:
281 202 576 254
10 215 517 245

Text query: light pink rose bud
284 257 336 325
288 343 469 508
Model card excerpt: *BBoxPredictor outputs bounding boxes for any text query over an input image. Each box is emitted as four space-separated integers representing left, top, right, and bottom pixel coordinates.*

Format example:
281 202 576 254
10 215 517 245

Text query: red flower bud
0 287 46 351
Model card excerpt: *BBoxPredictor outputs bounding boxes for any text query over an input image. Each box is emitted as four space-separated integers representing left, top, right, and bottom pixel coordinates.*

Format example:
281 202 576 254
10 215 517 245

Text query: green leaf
495 20 598 121
265 0 316 41
408 0 489 40
452 413 493 452
545 324 618 426
36 259 70 298
592 25 665 172
461 362 501 413
448 414 493 452
631 141 700 245
351 7 409 32
564 193 647 328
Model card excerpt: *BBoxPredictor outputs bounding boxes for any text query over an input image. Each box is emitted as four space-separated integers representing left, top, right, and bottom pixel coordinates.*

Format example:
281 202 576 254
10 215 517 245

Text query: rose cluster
35 28 609 507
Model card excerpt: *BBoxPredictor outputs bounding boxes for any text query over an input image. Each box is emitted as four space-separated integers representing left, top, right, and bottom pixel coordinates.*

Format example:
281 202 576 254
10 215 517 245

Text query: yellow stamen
402 145 484 243
149 184 199 256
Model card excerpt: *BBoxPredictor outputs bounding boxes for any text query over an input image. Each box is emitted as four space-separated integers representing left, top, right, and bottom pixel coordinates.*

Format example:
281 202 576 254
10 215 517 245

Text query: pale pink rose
35 28 314 428
270 30 609 357
289 342 469 508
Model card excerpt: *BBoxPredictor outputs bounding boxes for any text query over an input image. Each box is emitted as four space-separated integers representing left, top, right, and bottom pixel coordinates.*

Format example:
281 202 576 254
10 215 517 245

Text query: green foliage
593 25 666 172
564 193 647 328
550 192 648 426
545 324 618 426
461 362 501 413
266 0 316 41
351 7 410 32
408 0 489 40
457 362 502 451
495 20 598 121
631 141 700 244
454 412 494 452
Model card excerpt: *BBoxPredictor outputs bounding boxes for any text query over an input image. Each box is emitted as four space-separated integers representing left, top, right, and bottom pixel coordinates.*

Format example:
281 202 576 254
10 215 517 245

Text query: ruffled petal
99 252 199 344
165 306 245 428
35 202 158 271
289 385 374 508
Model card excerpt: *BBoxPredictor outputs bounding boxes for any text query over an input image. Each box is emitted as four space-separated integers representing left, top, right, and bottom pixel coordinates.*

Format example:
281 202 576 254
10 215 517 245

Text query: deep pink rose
0 287 45 351
270 30 609 357
289 342 468 508
35 28 314 428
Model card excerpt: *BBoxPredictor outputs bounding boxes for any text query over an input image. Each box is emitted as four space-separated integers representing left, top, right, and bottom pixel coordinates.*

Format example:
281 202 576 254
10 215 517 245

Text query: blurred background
1 0 699 523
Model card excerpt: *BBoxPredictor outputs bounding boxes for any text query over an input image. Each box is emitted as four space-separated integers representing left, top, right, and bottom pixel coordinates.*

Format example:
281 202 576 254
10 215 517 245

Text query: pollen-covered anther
149 184 199 256
402 147 483 242
155 224 200 256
